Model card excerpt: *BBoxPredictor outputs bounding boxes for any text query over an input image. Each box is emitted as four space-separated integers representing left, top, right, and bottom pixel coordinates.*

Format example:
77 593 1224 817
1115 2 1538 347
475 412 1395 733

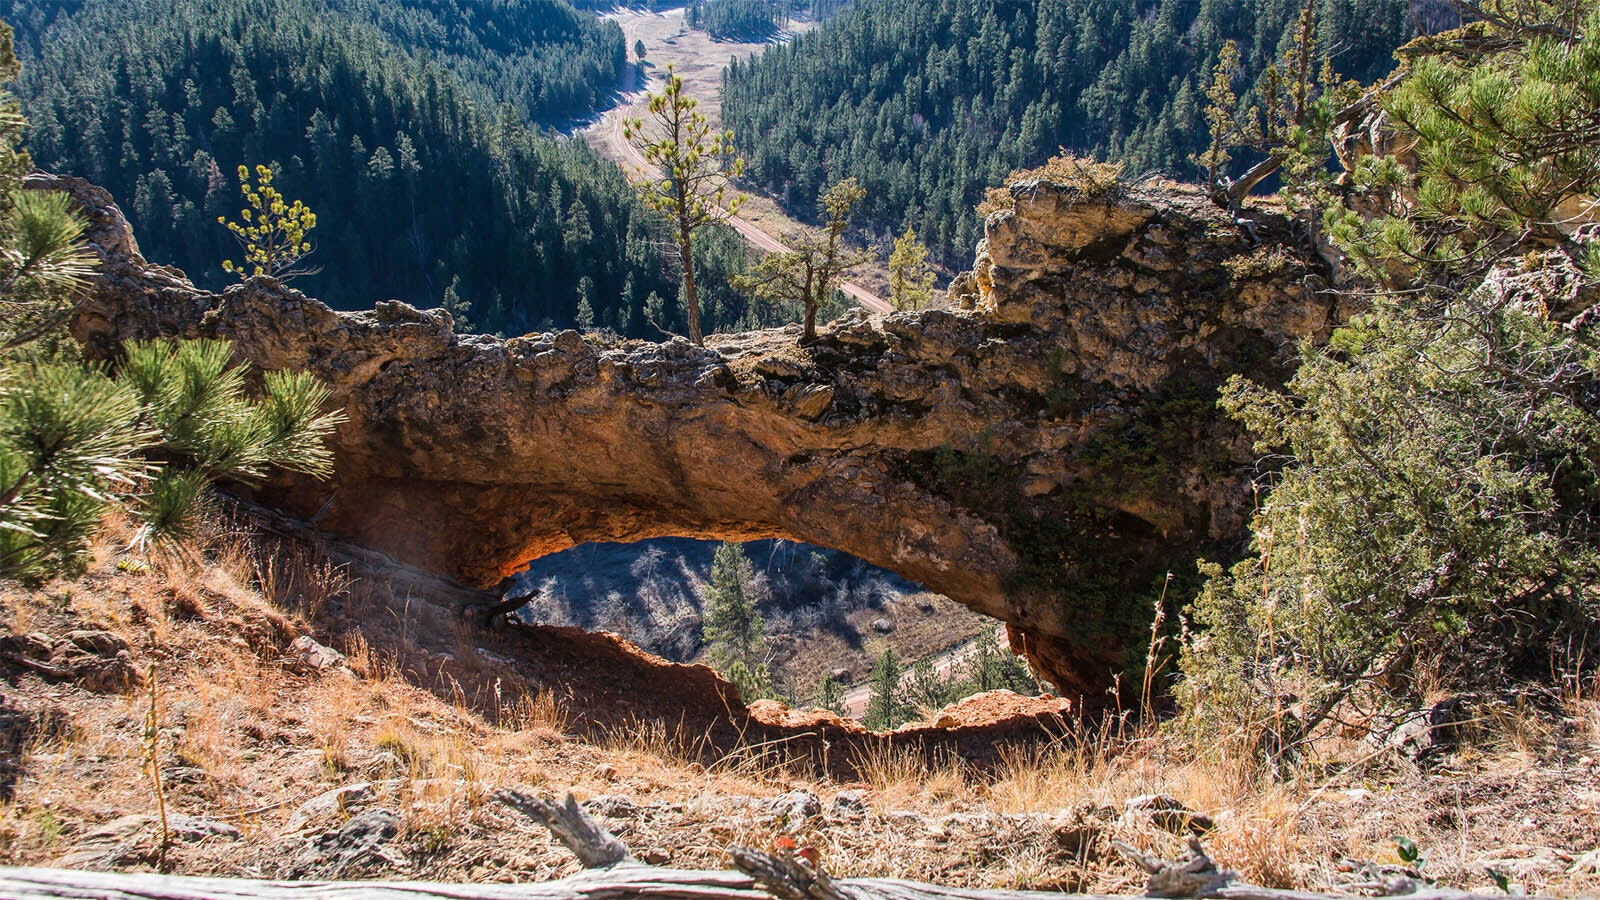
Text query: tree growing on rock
623 65 743 346
1179 0 1600 757
1192 2 1360 216
733 178 869 341
218 164 319 282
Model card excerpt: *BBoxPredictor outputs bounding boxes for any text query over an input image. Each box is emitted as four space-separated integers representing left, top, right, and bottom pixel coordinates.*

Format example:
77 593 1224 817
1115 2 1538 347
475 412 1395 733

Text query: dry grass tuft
977 152 1125 217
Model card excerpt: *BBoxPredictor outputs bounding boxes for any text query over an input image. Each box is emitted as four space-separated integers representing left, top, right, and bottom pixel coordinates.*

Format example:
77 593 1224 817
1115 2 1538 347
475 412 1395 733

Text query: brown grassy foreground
1 511 1597 894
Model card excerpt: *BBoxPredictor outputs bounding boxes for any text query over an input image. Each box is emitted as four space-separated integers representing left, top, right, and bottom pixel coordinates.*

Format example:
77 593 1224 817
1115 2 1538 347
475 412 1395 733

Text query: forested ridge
1 0 764 336
683 0 852 39
723 0 1419 265
3 0 626 127
686 0 784 40
319 0 626 125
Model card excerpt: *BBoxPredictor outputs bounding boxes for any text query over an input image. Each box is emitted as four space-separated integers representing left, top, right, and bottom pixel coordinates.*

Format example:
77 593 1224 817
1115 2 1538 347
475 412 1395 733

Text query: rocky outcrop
45 172 1346 702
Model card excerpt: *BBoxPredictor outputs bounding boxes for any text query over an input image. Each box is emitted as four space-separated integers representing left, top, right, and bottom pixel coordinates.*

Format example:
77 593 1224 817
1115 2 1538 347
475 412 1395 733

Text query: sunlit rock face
52 171 1345 703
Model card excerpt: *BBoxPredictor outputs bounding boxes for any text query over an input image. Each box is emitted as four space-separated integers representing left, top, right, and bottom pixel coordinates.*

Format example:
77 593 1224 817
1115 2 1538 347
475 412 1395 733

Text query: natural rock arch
52 173 1346 701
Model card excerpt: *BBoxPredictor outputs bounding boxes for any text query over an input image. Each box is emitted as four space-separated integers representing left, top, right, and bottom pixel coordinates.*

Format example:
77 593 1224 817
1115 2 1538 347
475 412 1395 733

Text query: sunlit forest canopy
723 0 1419 265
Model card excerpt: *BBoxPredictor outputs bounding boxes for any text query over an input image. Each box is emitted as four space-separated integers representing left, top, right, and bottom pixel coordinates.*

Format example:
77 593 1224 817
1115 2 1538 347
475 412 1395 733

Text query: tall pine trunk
678 216 697 344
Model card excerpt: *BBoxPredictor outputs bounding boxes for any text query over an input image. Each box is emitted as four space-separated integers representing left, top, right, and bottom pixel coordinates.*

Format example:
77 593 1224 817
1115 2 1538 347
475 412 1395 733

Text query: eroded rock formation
47 172 1346 701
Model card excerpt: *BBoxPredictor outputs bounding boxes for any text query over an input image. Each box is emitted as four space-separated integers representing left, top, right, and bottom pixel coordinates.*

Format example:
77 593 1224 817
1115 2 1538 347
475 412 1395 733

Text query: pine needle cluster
0 23 343 582
1 339 345 578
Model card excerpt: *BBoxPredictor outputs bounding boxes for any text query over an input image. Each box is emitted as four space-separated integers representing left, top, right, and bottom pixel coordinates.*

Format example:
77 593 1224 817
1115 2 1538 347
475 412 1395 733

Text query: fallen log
0 787 1542 900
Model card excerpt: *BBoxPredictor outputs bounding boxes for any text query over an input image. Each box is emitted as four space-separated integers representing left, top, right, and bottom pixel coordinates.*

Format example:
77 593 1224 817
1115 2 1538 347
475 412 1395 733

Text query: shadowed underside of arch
52 172 1346 703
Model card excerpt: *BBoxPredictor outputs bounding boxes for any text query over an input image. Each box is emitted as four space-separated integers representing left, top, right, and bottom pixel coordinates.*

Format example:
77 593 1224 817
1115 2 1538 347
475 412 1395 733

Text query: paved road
590 12 892 316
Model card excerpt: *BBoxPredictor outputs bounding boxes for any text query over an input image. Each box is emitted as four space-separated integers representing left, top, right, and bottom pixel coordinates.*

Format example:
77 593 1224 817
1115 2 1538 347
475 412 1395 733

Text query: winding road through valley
583 9 892 315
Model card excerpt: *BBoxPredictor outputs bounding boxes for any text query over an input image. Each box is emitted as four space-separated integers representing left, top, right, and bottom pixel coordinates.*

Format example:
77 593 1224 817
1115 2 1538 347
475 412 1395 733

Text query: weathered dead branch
492 789 634 869
0 787 1546 900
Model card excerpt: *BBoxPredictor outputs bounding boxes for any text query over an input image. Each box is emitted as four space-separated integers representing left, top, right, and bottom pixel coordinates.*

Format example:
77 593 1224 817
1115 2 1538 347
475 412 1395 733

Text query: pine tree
905 655 951 713
813 672 847 716
863 647 908 731
1179 0 1600 750
702 542 766 672
0 21 343 580
218 164 318 281
962 629 1036 695
0 29 95 351
733 178 869 340
723 659 777 703
1193 40 1244 202
1194 2 1361 213
623 65 744 345
441 276 474 334
2 339 345 580
887 225 936 311
1327 0 1600 286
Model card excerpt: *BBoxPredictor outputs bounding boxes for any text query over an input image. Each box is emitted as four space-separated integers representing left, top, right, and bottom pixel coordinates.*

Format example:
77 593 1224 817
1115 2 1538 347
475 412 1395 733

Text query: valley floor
1 512 1597 894
580 8 895 310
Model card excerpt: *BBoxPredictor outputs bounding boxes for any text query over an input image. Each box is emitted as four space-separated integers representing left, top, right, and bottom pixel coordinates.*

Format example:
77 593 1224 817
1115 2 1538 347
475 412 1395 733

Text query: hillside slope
515 537 994 701
0 506 1595 894
2 0 753 336
723 0 1415 264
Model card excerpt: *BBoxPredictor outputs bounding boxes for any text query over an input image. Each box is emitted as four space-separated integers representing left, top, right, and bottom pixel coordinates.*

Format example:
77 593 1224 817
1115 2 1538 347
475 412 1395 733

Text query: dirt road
585 10 891 315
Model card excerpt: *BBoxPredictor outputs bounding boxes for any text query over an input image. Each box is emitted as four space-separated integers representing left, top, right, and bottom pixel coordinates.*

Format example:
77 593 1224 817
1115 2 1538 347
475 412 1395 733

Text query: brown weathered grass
1 509 1597 894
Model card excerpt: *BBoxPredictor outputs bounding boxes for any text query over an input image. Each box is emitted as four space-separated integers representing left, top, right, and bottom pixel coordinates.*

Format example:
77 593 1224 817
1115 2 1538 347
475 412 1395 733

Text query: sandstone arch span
52 173 1346 700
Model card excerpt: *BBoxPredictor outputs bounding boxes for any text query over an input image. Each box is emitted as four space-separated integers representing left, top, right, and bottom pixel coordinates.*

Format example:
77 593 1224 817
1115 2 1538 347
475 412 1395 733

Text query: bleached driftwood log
0 787 1541 900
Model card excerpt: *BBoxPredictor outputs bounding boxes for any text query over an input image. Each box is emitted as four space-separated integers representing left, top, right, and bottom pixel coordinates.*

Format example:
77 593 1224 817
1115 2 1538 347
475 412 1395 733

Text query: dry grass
1 510 1598 894
978 153 1125 217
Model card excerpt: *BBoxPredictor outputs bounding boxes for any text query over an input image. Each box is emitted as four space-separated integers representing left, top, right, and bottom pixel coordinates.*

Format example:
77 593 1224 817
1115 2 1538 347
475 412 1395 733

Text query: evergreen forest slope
723 0 1418 264
1 0 759 336
1 0 625 125
322 0 626 124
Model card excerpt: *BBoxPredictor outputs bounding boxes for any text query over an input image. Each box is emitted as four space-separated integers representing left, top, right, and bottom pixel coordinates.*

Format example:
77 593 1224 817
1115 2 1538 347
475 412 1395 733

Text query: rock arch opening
504 537 1006 719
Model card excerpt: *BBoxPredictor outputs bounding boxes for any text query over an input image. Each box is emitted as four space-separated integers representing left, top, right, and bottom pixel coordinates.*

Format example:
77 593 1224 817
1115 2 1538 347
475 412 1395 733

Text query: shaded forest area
686 0 784 40
723 0 1421 265
324 0 627 124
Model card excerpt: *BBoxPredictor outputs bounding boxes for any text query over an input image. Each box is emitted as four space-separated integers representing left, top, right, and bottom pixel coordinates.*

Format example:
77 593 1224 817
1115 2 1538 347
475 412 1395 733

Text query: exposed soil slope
2 516 1596 895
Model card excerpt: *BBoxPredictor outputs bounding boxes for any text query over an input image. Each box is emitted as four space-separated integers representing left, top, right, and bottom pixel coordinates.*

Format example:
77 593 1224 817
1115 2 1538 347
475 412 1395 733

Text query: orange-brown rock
45 172 1348 704
915 690 1073 732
